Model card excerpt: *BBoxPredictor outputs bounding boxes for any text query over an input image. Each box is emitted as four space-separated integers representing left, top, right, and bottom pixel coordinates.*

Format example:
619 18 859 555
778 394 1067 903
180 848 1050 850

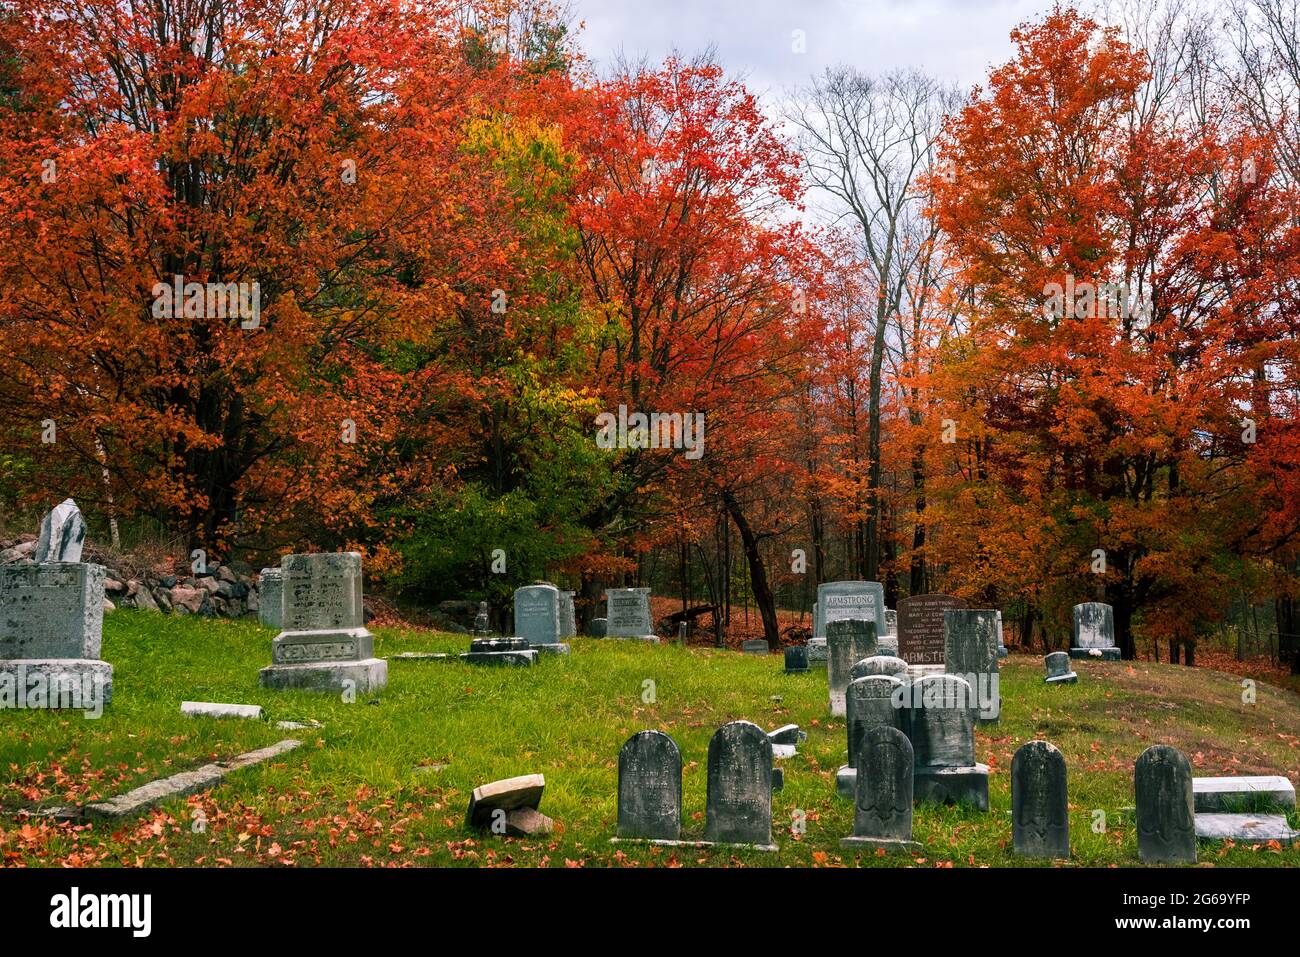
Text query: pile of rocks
0 533 263 620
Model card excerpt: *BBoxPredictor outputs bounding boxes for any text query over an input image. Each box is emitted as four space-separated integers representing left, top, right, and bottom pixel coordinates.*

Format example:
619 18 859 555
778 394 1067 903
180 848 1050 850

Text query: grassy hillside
1 610 1297 867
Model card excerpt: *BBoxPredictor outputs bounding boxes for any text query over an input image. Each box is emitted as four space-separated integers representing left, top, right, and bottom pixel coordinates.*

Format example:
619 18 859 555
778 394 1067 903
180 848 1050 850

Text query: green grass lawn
2 609 1297 867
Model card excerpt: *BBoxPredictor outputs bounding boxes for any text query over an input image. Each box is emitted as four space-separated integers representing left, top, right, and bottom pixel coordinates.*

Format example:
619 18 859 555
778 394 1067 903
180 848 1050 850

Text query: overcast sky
570 0 1058 98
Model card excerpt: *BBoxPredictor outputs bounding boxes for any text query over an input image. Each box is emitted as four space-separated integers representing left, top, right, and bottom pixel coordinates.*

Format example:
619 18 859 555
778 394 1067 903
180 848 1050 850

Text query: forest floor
1 609 1297 867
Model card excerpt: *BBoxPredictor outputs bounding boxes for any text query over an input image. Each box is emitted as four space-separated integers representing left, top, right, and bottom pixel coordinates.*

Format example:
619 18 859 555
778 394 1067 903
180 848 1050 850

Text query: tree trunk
721 489 779 646
1168 639 1180 665
1113 595 1136 659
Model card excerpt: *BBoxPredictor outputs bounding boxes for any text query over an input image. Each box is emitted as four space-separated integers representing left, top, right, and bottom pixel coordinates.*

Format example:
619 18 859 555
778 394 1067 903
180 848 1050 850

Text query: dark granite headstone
896 593 967 667
842 725 919 853
943 608 1000 721
705 720 774 848
1135 745 1196 864
617 730 682 841
783 645 809 673
1012 740 1070 859
846 674 904 768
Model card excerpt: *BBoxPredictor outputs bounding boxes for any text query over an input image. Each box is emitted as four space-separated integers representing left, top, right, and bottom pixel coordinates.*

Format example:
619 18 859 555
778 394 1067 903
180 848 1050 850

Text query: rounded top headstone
851 655 908 680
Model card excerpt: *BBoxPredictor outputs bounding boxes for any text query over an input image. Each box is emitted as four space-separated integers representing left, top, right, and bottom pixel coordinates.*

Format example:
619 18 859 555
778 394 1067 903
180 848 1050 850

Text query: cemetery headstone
742 639 769 655
616 730 682 842
1070 602 1121 660
944 608 1000 721
559 591 576 639
258 567 283 629
783 645 809 673
705 720 776 849
995 610 1008 658
461 636 538 666
1043 651 1077 684
513 584 561 647
850 655 908 681
902 674 989 810
1012 740 1070 859
841 725 920 854
258 552 387 693
896 593 968 667
0 500 112 710
589 617 608 638
1135 745 1196 864
605 587 658 643
466 773 551 835
827 618 878 717
816 581 886 639
33 498 86 563
838 673 905 799
473 601 491 638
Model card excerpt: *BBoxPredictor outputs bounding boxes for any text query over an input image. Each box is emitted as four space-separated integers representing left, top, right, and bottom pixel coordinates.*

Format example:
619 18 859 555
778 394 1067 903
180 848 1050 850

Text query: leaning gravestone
1044 651 1078 684
0 499 112 709
705 720 776 849
605 587 657 643
513 584 561 646
1135 745 1196 864
258 552 387 693
826 618 878 717
34 498 86 563
903 674 989 810
258 567 283 629
1012 740 1070 859
897 594 968 668
616 730 682 842
842 725 920 854
837 672 905 799
1070 602 1120 660
944 608 1000 722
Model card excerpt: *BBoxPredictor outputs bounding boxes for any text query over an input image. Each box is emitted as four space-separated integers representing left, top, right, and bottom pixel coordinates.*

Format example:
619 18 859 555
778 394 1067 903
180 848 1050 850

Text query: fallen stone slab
460 650 537 667
505 807 554 836
1195 812 1298 845
1193 775 1295 813
83 739 302 820
768 724 806 746
388 652 453 662
530 643 570 656
181 701 263 720
771 744 797 760
466 773 545 829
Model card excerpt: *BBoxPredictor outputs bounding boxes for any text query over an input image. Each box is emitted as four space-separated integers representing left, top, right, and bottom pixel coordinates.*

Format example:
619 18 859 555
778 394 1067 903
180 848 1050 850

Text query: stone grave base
1195 813 1298 844
606 634 660 644
529 643 570 656
840 835 922 854
259 658 387 693
1045 671 1078 684
1068 647 1121 661
460 650 537 666
914 764 990 810
0 658 113 708
807 638 828 669
836 765 856 799
389 652 453 662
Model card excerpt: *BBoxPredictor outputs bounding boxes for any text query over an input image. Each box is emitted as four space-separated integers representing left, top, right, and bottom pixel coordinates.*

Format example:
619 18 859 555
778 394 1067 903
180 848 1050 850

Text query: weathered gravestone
783 645 809 673
897 594 968 668
1044 651 1078 684
944 608 1000 722
1135 745 1196 864
258 567 283 629
559 591 576 639
616 730 682 842
0 500 112 710
742 639 769 655
816 581 886 639
258 552 387 693
33 498 87 563
472 601 491 638
605 587 657 643
513 584 561 646
1012 740 1070 859
841 725 920 854
903 674 989 810
995 610 1009 658
827 618 878 717
837 672 905 799
589 617 608 637
466 773 552 835
1070 602 1121 660
705 720 776 849
850 655 909 681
